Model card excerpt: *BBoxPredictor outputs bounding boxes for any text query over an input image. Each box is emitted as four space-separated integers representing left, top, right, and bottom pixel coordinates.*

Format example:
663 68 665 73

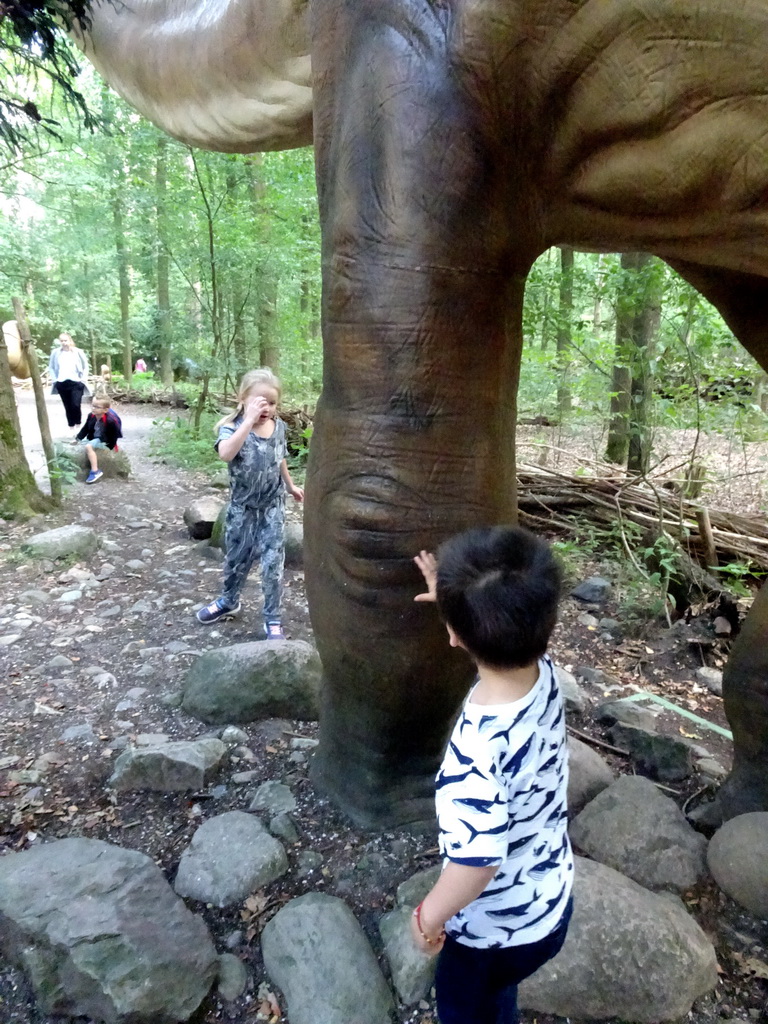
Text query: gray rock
289 750 307 765
20 589 51 606
696 667 723 696
0 838 217 1023
95 564 116 581
249 781 296 815
98 605 122 618
174 812 287 908
47 655 73 670
577 612 599 628
181 641 322 724
67 445 131 481
269 812 299 844
570 775 708 892
379 905 436 1005
109 738 227 791
184 497 226 541
57 589 82 603
595 699 659 731
209 503 228 551
0 634 21 646
570 576 612 604
232 770 259 784
566 736 614 815
224 930 243 951
396 866 442 909
555 667 587 713
261 893 395 1024
575 666 623 690
290 736 319 750
598 618 621 633
518 858 718 1022
284 520 304 568
22 525 98 561
696 757 728 780
135 733 169 746
217 953 248 1001
707 813 768 918
59 724 95 743
94 672 118 689
138 647 164 660
129 599 153 614
221 726 249 747
296 850 323 877
609 722 694 781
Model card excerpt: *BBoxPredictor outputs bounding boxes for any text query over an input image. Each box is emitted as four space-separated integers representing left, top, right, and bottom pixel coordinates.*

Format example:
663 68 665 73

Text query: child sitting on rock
73 396 122 484
410 525 573 1024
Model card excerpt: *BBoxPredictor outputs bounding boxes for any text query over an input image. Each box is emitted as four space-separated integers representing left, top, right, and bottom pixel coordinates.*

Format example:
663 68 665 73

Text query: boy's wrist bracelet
413 901 445 945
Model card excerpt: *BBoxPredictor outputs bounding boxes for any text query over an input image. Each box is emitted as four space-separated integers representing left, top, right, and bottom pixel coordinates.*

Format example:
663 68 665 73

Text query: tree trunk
556 246 574 417
307 0 526 827
627 256 661 475
12 298 61 505
0 328 46 518
605 253 637 465
156 136 173 385
102 88 132 382
258 277 280 372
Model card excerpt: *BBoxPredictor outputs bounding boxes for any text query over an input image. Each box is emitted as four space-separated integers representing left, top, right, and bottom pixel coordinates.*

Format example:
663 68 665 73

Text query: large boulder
261 893 394 1024
184 496 226 541
108 737 227 791
21 524 98 560
0 838 218 1023
209 502 228 550
609 721 694 781
174 811 288 907
181 641 321 724
518 858 718 1022
567 736 614 815
284 520 304 568
59 443 131 481
707 812 768 918
569 775 707 892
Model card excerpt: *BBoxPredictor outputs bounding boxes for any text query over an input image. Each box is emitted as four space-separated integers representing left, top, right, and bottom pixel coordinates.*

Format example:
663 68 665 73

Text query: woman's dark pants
435 898 573 1024
56 381 85 426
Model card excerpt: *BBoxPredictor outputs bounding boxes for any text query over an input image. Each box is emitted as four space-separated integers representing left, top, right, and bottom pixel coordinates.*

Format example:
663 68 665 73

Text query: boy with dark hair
410 526 572 1024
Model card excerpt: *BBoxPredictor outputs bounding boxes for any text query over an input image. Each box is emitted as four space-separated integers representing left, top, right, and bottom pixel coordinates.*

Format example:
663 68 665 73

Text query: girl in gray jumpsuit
197 369 304 638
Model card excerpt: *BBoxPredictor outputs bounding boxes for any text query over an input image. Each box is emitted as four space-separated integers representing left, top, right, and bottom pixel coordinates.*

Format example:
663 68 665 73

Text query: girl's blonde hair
215 368 281 431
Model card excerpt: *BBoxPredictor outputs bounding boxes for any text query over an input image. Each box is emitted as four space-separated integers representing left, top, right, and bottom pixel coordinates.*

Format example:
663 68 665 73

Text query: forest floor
0 390 766 1024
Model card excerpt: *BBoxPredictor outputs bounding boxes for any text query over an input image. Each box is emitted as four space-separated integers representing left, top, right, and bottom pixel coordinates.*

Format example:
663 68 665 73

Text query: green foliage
149 414 223 474
286 424 313 474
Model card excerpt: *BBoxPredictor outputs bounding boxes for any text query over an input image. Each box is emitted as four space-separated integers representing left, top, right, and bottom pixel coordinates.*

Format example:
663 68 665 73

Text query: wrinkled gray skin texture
81 0 768 827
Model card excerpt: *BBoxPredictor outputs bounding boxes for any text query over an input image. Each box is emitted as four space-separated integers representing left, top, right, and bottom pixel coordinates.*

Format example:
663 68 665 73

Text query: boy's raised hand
414 550 438 602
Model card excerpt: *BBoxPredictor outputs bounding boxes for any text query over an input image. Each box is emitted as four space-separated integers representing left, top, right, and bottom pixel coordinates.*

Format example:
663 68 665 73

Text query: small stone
138 647 164 660
575 666 623 690
59 724 95 743
217 954 248 1001
571 576 612 603
296 850 323 877
57 590 82 603
47 655 74 670
9 769 42 785
221 726 250 747
224 930 244 950
595 699 659 731
95 564 116 581
140 548 154 559
98 605 122 619
19 590 50 606
0 634 21 646
135 733 170 746
555 667 587 713
577 612 599 628
134 663 156 678
160 690 184 708
129 600 153 614
290 737 319 751
231 770 259 784
249 780 297 815
598 618 621 632
696 758 727 779
269 812 300 843
94 672 118 689
125 559 147 571
124 687 147 700
289 751 307 764
713 616 732 637
695 667 723 696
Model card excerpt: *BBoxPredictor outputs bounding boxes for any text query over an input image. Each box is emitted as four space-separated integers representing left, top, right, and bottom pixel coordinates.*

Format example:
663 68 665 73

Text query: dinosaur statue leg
667 260 768 819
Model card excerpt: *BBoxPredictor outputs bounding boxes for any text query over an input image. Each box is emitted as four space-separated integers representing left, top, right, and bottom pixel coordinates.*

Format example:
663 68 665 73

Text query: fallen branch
567 726 629 757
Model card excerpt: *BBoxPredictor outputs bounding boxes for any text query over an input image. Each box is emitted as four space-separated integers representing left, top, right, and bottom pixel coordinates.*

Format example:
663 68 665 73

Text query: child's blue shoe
196 599 241 624
85 469 103 484
265 620 285 640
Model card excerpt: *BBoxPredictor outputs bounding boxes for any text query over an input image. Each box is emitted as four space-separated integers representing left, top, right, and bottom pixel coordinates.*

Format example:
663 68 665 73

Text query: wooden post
696 507 718 570
12 298 62 505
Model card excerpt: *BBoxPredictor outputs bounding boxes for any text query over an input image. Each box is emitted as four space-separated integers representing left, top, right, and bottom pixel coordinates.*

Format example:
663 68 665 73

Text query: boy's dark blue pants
434 898 573 1024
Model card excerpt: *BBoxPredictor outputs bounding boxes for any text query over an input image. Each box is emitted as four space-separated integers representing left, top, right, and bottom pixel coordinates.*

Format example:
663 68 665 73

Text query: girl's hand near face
243 396 268 425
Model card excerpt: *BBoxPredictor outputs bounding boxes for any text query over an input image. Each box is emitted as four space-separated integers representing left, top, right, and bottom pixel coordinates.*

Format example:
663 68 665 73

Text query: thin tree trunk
605 253 638 465
156 136 173 385
556 246 574 417
13 299 61 504
627 256 661 476
0 325 46 518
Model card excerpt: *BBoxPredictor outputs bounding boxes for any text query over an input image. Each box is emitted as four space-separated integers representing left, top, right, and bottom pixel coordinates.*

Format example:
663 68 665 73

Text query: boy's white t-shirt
435 655 573 949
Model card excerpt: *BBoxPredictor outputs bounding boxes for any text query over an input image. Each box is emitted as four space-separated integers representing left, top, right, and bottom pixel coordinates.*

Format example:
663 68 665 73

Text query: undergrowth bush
149 413 223 474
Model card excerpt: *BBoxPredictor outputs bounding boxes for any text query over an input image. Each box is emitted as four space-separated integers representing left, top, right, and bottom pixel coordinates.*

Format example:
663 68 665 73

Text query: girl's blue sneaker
196 599 241 624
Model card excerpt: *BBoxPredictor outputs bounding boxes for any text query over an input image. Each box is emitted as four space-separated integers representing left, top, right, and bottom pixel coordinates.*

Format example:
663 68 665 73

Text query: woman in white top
48 333 89 428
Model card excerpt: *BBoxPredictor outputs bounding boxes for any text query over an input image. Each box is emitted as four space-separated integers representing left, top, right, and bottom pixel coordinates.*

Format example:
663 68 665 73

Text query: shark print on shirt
434 656 573 949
